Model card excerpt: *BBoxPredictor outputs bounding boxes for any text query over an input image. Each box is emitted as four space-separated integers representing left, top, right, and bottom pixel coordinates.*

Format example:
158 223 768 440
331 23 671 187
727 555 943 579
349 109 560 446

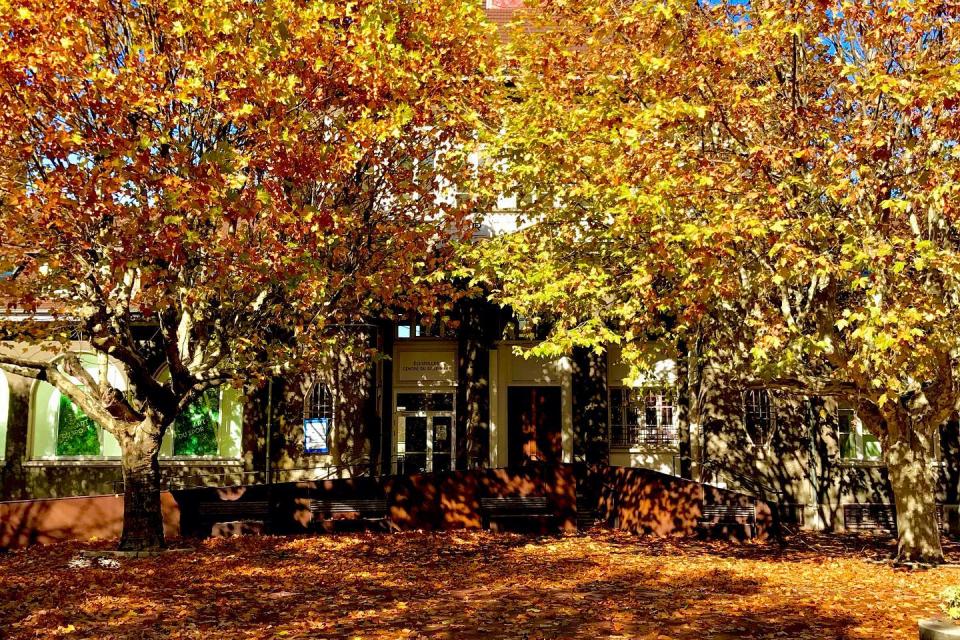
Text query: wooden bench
480 496 553 531
309 499 389 531
697 504 757 538
195 500 271 537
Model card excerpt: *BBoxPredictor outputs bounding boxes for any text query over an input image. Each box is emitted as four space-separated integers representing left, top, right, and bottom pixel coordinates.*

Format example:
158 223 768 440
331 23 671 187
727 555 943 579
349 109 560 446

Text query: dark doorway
508 386 562 466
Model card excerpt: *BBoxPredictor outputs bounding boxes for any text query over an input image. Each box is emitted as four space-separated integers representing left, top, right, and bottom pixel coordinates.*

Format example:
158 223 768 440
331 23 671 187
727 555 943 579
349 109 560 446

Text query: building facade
1 300 957 535
1 1 956 537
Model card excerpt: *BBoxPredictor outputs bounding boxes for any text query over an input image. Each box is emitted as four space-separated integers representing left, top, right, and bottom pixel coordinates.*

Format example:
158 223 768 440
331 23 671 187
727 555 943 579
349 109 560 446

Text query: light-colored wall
489 344 573 467
609 451 675 474
606 344 676 388
271 340 376 481
0 370 8 461
605 344 685 472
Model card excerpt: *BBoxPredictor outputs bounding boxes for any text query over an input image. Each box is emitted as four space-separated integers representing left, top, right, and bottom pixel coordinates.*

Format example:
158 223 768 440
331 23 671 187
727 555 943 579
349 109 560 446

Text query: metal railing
611 424 679 448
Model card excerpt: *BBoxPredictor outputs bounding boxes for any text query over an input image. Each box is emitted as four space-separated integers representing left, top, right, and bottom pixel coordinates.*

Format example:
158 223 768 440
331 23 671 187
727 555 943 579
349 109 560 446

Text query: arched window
303 380 334 454
157 374 244 459
31 354 126 459
56 392 100 456
743 389 774 447
171 387 221 457
0 369 8 460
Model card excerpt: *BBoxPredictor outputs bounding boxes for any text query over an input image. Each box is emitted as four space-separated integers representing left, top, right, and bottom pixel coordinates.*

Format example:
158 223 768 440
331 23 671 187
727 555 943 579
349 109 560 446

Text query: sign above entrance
395 350 456 385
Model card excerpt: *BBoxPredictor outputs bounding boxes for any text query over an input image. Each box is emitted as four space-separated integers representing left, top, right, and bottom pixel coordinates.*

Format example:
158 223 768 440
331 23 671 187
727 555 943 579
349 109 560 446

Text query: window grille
743 389 773 446
609 387 677 448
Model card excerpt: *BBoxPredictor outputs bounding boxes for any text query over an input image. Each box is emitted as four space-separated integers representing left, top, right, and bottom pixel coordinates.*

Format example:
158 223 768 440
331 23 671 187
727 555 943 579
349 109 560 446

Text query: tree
0 0 497 550
478 0 960 563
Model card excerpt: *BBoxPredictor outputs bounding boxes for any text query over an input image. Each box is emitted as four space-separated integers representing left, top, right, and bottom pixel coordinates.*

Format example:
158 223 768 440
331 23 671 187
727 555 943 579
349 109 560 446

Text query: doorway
507 386 562 467
395 392 454 473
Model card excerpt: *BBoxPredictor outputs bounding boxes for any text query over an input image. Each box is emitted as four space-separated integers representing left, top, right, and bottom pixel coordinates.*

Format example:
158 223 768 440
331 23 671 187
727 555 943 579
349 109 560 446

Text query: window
31 354 125 459
172 388 221 457
303 380 334 454
56 394 101 456
609 387 677 448
158 371 244 459
743 389 773 446
396 316 444 339
30 359 241 461
837 407 882 462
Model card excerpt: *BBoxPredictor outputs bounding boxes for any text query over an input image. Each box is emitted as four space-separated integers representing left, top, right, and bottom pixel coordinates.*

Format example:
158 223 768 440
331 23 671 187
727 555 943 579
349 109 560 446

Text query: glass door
396 392 455 474
400 415 429 473
431 415 452 472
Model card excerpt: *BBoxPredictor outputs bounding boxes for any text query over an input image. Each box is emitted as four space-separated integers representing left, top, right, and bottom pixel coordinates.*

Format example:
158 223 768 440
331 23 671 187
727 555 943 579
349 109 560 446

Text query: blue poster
304 417 330 454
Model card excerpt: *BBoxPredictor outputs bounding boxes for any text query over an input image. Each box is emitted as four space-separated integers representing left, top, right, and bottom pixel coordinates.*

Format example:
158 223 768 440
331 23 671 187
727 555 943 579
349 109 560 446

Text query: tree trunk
886 439 943 564
118 430 166 551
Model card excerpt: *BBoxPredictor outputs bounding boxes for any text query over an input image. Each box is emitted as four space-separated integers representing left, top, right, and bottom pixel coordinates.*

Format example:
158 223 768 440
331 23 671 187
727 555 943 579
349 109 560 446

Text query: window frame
609 386 678 449
836 406 883 464
166 386 224 459
156 371 231 460
303 379 335 455
31 353 125 461
395 316 445 340
742 388 774 448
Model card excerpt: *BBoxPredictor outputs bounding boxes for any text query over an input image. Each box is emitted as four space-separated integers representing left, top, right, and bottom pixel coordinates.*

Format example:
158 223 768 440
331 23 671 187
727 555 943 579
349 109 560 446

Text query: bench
195 500 271 537
480 496 553 531
843 503 945 536
697 504 757 538
309 499 389 531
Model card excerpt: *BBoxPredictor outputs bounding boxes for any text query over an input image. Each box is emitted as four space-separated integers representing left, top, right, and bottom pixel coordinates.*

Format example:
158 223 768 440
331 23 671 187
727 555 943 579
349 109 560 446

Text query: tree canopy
475 0 960 563
0 0 498 549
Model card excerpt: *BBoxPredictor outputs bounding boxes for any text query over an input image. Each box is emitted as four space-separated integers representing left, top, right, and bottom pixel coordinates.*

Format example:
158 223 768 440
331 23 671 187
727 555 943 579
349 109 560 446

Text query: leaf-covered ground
1 530 958 639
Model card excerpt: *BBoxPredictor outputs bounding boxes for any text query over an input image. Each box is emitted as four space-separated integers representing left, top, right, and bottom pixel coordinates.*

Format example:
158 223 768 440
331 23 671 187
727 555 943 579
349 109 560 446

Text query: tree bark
886 438 943 564
118 427 166 551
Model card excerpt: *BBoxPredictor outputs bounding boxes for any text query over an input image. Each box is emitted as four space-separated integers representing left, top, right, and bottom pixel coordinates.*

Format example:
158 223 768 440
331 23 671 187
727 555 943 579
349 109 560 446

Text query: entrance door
507 386 562 467
431 415 452 472
400 415 429 474
396 392 455 474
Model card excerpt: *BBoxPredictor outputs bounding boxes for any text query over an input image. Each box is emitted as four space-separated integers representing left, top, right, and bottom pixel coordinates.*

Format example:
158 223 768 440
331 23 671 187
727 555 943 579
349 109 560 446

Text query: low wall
0 492 180 549
175 464 578 537
593 465 777 541
1 464 774 548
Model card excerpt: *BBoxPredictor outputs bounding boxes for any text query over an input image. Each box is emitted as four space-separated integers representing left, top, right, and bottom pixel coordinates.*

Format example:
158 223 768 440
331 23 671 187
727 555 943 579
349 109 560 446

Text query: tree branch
44 365 122 436
744 377 860 397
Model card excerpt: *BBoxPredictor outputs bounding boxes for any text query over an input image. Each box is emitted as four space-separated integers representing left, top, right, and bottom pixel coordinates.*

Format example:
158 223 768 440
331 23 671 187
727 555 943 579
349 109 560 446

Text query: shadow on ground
1 529 956 639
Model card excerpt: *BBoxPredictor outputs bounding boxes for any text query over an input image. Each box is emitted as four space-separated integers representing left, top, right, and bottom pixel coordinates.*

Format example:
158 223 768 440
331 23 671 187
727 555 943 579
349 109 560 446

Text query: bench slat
480 497 551 520
699 505 756 523
481 497 549 507
309 499 387 515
